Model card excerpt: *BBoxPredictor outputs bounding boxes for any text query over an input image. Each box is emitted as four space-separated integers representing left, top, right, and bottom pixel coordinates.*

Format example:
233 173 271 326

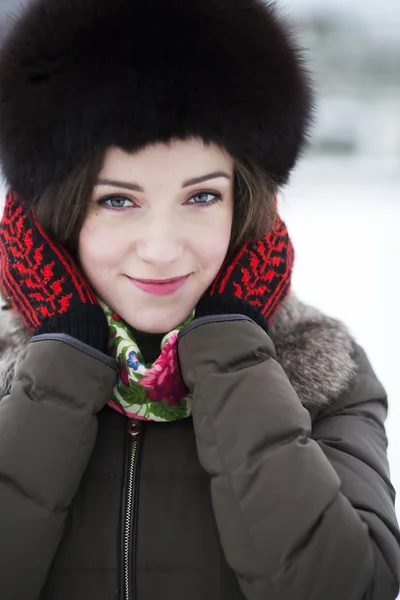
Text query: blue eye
98 196 135 209
187 192 221 205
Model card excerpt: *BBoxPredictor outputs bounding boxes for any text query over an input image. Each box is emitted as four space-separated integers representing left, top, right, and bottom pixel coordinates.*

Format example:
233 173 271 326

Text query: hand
0 190 107 350
196 217 294 331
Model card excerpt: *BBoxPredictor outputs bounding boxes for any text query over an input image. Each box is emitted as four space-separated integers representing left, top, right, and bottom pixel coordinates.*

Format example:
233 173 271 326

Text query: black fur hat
0 0 314 201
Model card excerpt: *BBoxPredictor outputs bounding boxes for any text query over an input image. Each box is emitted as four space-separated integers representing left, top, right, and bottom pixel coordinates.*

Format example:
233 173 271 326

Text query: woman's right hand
0 190 108 350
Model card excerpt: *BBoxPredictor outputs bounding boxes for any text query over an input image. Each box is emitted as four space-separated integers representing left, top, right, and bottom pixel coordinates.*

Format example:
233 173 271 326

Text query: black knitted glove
0 190 108 351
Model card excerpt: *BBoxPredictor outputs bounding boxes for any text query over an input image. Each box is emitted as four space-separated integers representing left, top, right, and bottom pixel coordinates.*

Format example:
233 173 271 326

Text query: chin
123 309 193 334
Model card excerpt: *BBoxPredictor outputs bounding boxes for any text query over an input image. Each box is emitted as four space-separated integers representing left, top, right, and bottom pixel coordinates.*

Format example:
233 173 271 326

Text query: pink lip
127 275 190 296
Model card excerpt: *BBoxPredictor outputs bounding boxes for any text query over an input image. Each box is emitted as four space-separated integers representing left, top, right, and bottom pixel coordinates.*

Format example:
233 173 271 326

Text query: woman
0 0 398 599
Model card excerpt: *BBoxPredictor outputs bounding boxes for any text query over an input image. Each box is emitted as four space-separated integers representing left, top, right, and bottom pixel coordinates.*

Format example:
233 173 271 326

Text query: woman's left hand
196 217 294 331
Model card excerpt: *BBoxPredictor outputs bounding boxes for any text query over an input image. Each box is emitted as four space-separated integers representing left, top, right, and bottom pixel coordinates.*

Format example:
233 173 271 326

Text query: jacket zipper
121 418 143 600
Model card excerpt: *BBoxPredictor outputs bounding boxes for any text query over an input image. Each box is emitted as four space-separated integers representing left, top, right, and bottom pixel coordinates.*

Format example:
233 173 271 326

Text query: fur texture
268 294 357 407
0 307 30 398
0 0 313 201
0 293 356 409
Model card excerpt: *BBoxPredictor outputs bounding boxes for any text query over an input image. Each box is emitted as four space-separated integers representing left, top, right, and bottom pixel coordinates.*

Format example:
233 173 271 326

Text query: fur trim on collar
0 307 31 400
269 294 357 408
0 293 356 409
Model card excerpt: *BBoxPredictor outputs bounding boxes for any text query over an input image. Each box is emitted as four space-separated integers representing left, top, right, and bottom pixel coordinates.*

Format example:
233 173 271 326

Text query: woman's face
79 138 234 333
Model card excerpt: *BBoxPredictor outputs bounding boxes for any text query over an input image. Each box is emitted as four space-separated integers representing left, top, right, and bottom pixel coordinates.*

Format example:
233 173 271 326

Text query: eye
186 192 222 206
97 195 135 209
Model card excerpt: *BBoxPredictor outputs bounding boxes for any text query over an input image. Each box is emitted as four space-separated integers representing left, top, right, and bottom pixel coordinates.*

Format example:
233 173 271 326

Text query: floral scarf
102 304 194 422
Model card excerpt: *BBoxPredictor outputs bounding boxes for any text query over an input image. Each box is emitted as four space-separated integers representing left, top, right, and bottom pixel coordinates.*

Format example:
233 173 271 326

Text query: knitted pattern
0 190 97 331
209 218 294 322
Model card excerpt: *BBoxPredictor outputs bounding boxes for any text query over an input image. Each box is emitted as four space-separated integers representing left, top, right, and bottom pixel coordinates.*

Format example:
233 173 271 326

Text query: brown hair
231 160 277 249
35 148 277 256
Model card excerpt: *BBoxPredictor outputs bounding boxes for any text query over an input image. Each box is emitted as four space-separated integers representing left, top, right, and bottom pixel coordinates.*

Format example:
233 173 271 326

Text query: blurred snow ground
0 156 399 521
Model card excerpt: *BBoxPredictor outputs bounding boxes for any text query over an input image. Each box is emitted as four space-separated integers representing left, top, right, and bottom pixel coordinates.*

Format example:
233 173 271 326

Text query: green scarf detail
102 304 194 422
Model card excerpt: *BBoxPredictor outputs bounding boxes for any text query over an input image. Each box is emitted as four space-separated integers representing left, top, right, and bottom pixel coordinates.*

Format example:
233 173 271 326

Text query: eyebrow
97 171 231 192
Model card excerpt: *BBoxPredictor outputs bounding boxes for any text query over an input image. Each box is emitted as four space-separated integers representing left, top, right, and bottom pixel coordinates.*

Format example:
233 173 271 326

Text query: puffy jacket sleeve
0 335 118 600
178 316 400 600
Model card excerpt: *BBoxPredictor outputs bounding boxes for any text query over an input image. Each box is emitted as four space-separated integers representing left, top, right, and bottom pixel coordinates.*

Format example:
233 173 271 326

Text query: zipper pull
128 418 142 437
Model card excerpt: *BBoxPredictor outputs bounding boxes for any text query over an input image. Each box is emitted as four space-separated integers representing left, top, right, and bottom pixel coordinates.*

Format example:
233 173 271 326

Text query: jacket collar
0 293 356 410
269 293 356 409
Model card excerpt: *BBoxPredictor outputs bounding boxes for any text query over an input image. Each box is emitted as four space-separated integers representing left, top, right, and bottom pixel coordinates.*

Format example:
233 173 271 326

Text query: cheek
78 218 126 276
191 214 232 275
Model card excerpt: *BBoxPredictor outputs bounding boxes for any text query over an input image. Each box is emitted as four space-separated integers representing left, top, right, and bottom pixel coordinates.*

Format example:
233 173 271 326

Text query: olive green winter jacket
0 294 399 600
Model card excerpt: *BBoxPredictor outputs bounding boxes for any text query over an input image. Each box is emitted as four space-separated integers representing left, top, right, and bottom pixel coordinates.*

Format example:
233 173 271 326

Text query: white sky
280 0 400 40
284 0 399 18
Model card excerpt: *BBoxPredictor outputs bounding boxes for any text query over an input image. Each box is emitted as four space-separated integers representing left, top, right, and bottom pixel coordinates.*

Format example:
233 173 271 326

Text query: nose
135 213 184 268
